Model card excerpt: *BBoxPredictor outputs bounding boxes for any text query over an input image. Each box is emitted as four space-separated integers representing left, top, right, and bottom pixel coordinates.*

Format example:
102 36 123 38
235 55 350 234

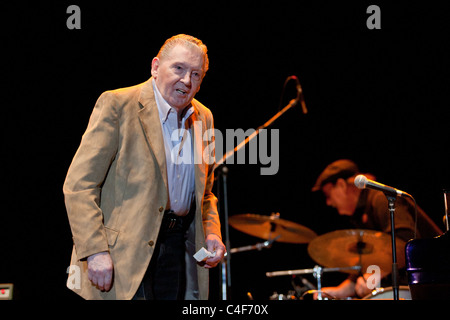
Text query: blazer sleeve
63 91 119 260
201 108 222 239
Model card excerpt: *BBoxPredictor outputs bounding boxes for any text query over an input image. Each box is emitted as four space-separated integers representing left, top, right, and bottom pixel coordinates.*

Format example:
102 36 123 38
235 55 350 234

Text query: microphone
287 75 308 114
354 174 412 198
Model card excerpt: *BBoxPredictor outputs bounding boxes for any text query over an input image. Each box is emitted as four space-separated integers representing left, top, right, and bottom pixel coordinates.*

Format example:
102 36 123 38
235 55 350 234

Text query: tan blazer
63 78 221 300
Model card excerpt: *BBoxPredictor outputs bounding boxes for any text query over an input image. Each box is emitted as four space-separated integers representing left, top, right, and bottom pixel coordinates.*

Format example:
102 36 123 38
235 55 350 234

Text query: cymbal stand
266 265 361 300
314 265 323 300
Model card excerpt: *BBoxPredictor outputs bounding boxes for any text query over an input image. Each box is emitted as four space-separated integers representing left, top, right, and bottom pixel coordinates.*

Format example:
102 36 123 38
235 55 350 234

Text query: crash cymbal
307 229 406 274
228 213 317 243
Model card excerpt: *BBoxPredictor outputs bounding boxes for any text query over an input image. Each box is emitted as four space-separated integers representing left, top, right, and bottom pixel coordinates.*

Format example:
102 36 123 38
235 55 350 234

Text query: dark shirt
351 189 442 242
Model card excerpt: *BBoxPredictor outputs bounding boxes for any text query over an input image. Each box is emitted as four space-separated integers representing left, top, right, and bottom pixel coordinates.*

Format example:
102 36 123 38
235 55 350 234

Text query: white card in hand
193 247 216 262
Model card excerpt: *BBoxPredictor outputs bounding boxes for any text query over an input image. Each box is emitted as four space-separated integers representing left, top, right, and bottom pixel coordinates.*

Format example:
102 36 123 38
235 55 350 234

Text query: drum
362 286 412 300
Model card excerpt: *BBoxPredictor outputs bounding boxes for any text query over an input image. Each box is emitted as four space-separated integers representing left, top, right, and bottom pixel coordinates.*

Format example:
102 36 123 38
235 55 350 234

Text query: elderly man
63 34 225 300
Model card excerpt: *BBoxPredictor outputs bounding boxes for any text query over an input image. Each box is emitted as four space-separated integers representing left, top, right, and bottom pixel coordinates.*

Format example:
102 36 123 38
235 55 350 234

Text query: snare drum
362 286 412 300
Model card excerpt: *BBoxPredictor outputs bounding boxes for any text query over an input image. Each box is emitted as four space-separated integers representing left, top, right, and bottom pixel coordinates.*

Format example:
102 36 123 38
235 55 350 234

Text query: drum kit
228 212 411 300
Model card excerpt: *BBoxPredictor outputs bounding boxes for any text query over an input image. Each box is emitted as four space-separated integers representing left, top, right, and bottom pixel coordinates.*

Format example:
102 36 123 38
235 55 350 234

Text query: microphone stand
214 96 303 300
386 195 400 300
214 98 299 171
217 165 231 300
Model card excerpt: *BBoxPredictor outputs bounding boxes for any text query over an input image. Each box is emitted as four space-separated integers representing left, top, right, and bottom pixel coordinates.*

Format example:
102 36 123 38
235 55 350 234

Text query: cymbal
307 229 406 274
228 213 317 244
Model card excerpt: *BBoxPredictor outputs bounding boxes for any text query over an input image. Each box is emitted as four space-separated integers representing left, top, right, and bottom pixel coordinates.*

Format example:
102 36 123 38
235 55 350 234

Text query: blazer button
159 206 164 212
148 240 154 247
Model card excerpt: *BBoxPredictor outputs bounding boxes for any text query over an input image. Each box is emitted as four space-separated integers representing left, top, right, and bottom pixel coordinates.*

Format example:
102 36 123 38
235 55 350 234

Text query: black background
3 1 449 300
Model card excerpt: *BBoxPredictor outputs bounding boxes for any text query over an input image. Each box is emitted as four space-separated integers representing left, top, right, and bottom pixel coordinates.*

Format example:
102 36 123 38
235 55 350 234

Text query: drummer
311 159 442 299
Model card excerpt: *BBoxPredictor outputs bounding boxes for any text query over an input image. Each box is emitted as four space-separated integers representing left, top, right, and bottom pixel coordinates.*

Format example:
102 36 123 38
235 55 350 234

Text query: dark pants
133 209 194 300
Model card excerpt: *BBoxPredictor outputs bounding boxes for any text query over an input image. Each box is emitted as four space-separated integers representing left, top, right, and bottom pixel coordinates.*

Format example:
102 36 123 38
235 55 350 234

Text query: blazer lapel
137 79 168 192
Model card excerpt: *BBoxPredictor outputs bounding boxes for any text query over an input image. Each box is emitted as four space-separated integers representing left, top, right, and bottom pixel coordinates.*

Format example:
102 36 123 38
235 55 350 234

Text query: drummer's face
322 180 355 216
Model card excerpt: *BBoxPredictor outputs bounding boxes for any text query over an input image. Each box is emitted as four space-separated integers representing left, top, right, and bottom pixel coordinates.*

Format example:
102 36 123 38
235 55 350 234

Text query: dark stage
3 1 449 301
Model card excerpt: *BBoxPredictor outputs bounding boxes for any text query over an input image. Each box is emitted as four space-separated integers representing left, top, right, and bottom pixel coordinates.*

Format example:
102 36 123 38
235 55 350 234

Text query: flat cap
312 159 360 192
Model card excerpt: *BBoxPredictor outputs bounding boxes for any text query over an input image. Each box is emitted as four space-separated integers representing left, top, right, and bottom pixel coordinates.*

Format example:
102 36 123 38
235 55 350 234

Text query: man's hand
355 275 372 298
204 234 226 269
87 251 114 291
313 279 356 300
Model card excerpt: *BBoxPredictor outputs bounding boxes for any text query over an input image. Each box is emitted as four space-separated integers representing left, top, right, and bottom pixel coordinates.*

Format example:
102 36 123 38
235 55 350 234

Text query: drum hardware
228 210 414 299
291 275 316 298
301 290 341 300
266 265 361 300
269 290 298 300
268 276 317 300
263 228 409 300
228 212 318 299
228 235 281 254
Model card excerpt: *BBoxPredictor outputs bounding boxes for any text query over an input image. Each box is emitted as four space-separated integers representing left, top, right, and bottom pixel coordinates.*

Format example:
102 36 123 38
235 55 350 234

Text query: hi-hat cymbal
307 229 406 274
228 213 317 243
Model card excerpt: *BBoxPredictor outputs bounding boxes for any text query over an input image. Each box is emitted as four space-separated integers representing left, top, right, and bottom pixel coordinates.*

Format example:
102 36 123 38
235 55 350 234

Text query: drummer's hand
355 275 372 298
313 279 355 300
312 287 340 300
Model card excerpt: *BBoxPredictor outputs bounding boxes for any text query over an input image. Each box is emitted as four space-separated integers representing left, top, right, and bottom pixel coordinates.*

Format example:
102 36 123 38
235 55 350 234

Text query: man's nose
180 72 192 87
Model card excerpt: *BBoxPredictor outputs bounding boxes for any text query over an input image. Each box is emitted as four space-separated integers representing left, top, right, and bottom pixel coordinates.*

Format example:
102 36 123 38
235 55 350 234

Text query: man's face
151 44 205 112
321 180 356 216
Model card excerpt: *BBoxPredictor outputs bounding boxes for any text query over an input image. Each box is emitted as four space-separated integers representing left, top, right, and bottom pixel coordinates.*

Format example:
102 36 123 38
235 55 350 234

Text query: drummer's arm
334 279 356 297
320 279 356 299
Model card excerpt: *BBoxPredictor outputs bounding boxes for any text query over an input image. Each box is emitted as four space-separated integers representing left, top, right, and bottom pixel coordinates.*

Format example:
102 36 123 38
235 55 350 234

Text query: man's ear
336 178 348 190
151 57 159 78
